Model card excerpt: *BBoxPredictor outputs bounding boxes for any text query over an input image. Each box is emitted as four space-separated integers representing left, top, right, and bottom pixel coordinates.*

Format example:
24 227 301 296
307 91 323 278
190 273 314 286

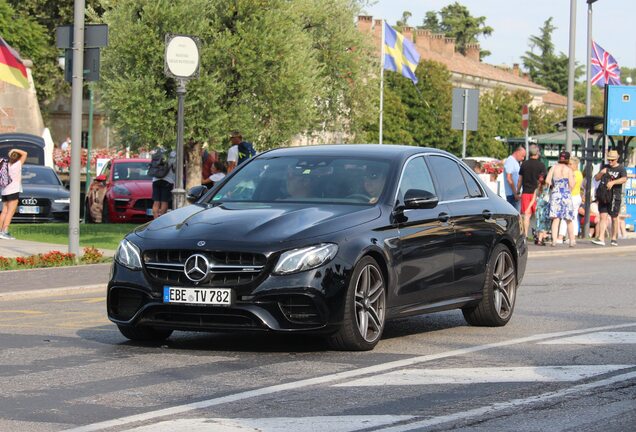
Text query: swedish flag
383 22 420 84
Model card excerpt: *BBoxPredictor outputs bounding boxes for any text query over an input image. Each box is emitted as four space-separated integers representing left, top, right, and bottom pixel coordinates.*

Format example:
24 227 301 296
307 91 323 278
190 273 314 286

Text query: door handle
482 210 493 220
438 212 450 223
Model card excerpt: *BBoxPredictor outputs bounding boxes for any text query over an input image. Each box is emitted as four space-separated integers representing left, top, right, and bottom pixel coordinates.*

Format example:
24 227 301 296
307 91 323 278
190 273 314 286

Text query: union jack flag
591 41 621 87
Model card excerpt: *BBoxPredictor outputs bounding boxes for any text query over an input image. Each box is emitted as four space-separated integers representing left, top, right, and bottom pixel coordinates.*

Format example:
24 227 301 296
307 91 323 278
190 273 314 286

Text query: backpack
595 173 613 205
148 149 171 178
237 141 256 165
0 158 11 189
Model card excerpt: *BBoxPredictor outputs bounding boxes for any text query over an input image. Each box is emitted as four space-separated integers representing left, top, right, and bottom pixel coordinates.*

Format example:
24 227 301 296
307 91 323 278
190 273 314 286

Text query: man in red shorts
517 145 547 238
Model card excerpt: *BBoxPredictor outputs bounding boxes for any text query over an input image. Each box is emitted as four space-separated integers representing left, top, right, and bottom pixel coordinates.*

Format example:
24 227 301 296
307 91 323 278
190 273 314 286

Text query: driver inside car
363 166 387 204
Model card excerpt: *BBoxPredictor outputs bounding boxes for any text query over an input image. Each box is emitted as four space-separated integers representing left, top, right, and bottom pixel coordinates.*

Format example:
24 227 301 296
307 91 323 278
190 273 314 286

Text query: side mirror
187 185 207 203
404 189 439 209
95 174 107 182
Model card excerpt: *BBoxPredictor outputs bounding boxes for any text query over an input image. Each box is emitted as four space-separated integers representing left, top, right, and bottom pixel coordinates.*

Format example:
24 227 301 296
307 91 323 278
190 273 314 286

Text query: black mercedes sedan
0 164 70 222
108 145 526 351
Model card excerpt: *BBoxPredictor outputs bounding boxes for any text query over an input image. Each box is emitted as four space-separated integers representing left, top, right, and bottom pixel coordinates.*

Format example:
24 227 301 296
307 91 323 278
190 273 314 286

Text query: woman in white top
201 161 227 188
0 149 28 240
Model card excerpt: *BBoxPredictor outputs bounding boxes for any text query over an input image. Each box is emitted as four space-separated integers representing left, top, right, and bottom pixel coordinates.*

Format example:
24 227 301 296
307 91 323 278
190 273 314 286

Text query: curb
0 283 106 301
0 262 111 275
529 244 636 258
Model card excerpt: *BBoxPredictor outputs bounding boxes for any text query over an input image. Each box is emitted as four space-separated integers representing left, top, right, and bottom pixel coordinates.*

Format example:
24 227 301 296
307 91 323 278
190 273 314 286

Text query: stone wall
0 60 44 135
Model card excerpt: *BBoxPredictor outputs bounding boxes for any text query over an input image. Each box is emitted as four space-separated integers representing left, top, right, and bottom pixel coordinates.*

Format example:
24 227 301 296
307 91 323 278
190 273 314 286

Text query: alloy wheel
492 251 516 320
354 264 386 343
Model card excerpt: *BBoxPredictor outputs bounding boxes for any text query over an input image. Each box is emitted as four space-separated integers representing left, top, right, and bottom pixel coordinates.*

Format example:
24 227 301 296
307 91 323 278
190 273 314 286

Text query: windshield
22 166 62 186
208 156 392 205
112 162 152 181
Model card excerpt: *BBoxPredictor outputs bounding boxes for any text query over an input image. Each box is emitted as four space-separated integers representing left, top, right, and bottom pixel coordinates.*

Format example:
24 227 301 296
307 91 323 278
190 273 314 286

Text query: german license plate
163 286 232 306
18 205 40 214
146 208 153 216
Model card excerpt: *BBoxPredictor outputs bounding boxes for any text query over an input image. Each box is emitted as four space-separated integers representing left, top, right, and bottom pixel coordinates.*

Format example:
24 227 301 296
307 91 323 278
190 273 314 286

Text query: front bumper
107 258 349 334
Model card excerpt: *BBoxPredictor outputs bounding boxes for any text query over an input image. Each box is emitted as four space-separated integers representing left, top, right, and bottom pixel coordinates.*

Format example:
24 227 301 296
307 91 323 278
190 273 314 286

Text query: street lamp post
565 0 577 154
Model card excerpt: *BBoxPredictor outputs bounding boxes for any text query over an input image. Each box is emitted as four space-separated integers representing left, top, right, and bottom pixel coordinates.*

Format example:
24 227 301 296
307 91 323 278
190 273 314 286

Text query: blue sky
363 0 636 70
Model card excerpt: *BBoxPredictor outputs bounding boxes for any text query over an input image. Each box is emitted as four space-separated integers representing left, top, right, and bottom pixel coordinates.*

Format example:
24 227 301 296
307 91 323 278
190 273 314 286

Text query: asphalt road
0 251 634 432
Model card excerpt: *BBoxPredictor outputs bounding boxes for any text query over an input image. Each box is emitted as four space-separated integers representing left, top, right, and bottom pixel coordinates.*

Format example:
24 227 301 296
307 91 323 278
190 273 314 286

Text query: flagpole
379 20 385 145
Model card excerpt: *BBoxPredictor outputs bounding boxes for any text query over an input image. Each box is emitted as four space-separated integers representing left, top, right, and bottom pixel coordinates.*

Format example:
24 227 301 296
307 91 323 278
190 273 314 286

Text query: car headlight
115 239 142 270
273 243 338 275
112 185 132 196
54 198 70 204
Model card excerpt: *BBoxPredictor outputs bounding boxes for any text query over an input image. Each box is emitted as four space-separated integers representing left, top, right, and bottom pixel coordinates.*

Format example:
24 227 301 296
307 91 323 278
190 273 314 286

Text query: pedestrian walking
557 156 583 242
227 130 256 173
592 150 627 246
504 146 526 211
0 149 27 240
517 144 546 238
546 151 575 247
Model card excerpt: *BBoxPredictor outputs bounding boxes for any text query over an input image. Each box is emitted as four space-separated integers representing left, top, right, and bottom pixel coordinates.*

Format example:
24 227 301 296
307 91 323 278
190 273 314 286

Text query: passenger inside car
363 165 388 203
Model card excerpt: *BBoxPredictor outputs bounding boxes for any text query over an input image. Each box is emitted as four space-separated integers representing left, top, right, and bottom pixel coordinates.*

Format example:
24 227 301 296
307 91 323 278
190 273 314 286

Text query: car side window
460 166 484 198
428 155 470 201
102 161 111 180
398 157 436 201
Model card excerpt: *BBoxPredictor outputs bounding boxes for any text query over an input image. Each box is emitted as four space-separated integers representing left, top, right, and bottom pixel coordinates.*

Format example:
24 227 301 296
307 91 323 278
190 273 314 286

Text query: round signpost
164 34 200 210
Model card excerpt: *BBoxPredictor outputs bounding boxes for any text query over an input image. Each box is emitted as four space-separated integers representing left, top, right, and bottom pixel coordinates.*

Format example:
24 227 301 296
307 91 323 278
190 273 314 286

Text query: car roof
112 158 150 163
261 144 452 160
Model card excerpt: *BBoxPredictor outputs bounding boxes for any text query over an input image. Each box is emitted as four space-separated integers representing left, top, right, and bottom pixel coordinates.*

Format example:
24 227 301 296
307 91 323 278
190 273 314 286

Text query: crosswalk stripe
63 322 636 432
539 331 636 345
334 365 634 387
122 416 415 432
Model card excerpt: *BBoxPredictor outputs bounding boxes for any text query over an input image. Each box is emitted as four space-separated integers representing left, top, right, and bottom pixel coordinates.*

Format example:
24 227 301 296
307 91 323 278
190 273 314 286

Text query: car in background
0 133 52 168
108 145 526 351
0 165 70 222
86 158 153 223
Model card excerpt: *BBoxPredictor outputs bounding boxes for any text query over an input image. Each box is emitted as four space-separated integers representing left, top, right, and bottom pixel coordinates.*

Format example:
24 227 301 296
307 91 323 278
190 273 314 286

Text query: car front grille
143 250 267 287
133 199 153 210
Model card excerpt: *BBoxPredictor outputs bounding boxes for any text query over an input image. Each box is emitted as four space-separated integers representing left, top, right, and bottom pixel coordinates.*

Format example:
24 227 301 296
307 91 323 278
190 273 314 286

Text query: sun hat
607 150 619 161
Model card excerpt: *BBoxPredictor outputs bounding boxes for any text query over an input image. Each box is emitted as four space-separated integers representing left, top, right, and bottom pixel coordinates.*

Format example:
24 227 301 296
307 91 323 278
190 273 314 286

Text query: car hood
112 180 151 196
21 184 69 198
134 202 381 244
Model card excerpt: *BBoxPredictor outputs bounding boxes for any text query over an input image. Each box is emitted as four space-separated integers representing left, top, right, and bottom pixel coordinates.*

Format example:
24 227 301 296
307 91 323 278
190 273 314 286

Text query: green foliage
7 0 105 113
466 87 530 159
363 60 460 152
620 66 636 85
522 17 582 95
0 0 55 107
573 82 604 116
99 0 375 151
419 2 493 60
529 105 564 135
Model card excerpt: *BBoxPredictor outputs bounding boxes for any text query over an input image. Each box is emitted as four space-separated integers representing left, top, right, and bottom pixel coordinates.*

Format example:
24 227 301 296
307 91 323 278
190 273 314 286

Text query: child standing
532 177 551 245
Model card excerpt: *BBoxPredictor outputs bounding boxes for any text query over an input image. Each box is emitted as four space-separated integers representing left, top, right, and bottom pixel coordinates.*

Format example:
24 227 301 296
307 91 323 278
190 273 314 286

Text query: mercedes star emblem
184 254 210 283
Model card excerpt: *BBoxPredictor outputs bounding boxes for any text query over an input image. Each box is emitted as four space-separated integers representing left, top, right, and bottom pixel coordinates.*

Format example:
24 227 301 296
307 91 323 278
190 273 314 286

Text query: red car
86 158 154 223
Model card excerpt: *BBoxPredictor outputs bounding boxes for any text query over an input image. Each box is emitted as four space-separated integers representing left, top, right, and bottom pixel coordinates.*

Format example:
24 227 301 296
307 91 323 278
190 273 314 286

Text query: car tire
329 256 386 351
101 199 110 223
117 325 173 342
462 243 517 327
84 200 94 223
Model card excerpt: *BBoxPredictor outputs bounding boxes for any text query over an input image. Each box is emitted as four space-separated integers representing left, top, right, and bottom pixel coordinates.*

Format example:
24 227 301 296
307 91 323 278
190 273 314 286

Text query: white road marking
539 331 636 345
374 370 636 432
123 416 415 432
63 322 636 432
335 365 634 387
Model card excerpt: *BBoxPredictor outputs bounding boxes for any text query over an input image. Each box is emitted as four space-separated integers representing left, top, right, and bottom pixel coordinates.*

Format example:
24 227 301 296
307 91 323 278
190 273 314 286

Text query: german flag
0 36 29 89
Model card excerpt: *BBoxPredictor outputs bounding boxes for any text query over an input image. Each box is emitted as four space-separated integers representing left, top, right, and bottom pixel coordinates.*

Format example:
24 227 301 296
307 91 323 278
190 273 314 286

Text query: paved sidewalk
527 236 636 256
0 239 115 258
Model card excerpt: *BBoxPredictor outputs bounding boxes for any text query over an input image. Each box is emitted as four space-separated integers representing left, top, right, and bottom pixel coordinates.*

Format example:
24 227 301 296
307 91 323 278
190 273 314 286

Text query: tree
99 0 376 151
7 0 105 112
395 11 412 29
621 66 636 84
522 17 582 95
419 2 493 60
363 60 461 153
